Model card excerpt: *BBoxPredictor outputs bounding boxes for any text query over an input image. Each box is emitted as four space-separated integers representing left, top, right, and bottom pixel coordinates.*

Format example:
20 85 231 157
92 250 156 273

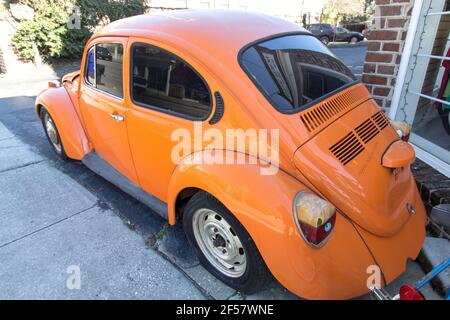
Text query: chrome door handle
110 113 124 122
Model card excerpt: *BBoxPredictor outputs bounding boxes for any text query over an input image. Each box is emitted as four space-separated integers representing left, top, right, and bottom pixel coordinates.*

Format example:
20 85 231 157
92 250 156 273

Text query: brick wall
362 0 414 112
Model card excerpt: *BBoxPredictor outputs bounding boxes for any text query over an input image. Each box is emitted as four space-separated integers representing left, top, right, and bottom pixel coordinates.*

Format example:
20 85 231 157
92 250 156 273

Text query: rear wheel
320 36 330 45
40 107 68 160
350 36 358 44
183 192 272 293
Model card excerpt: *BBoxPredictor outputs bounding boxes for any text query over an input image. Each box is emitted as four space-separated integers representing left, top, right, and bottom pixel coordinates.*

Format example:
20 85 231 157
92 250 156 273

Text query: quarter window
130 43 211 119
84 43 124 98
85 47 95 85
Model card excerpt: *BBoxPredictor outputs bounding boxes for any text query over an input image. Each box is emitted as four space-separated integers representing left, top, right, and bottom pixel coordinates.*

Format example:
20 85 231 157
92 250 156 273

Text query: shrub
12 0 146 61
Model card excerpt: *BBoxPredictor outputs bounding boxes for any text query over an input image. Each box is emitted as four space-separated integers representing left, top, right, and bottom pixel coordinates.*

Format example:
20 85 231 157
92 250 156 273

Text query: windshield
239 34 357 113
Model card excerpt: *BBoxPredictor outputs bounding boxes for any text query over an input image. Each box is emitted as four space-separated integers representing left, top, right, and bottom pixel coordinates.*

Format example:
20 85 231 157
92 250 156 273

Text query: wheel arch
174 186 203 222
167 157 379 299
166 151 318 293
35 87 91 160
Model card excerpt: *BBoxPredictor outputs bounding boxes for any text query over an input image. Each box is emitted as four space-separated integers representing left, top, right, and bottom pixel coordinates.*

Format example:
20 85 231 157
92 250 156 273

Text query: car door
79 37 139 184
125 39 214 202
335 28 349 42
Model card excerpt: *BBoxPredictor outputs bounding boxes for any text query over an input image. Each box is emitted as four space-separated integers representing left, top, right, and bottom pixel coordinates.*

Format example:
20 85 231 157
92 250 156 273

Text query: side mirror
430 204 450 233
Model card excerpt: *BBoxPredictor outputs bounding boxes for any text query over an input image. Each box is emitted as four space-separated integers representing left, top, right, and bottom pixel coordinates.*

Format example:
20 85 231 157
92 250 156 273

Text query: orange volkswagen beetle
35 10 426 299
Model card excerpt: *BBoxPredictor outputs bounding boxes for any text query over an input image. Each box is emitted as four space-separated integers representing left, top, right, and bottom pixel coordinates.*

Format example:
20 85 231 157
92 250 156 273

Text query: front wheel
320 36 330 45
183 192 272 293
40 107 68 160
350 36 358 44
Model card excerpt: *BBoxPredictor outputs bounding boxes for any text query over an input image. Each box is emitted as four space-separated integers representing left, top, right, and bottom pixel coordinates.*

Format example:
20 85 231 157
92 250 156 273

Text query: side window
85 46 95 85
131 43 211 119
96 43 123 98
84 43 124 98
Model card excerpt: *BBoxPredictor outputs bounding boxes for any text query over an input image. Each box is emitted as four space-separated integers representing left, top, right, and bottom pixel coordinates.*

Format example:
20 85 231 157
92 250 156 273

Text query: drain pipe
389 0 424 121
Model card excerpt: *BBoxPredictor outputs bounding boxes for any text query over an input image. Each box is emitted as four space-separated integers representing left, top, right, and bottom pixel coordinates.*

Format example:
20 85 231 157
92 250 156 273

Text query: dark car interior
131 44 211 118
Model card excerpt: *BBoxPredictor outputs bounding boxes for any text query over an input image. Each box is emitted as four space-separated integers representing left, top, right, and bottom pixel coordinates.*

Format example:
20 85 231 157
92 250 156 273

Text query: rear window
239 34 356 113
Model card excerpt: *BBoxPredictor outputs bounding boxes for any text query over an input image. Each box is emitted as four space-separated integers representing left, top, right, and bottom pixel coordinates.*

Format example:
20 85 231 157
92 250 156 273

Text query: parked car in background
306 23 335 45
335 27 365 43
35 10 426 300
307 23 365 44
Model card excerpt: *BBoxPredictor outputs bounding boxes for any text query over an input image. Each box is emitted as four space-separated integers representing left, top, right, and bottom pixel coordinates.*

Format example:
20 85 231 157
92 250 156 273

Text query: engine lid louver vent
355 118 379 144
330 111 390 165
300 85 368 133
372 110 389 130
329 132 365 166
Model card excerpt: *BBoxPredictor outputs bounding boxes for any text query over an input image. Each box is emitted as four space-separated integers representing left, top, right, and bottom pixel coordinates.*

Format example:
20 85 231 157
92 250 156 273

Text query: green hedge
12 0 146 61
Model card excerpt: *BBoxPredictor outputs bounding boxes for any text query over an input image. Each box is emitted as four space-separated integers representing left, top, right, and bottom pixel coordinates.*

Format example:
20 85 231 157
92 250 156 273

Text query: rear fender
167 151 376 299
35 87 90 159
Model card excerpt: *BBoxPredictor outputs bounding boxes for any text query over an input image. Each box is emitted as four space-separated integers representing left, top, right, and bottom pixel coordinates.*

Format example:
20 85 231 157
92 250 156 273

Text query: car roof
93 9 306 63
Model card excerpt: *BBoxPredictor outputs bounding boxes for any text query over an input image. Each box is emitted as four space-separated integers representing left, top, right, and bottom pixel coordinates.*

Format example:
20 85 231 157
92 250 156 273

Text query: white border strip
413 143 450 178
417 53 450 61
410 91 450 106
427 11 450 16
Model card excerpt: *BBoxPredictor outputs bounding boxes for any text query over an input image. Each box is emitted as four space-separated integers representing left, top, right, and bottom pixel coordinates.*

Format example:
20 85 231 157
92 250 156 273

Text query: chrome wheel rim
44 113 62 154
192 209 246 278
351 37 357 43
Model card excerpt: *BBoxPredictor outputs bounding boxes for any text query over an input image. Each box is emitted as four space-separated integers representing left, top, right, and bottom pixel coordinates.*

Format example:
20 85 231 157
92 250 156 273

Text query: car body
35 10 426 300
306 23 335 44
307 24 365 44
334 27 365 43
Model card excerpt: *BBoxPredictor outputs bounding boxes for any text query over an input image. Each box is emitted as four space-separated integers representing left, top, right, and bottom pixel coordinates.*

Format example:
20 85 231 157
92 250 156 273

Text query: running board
82 152 168 220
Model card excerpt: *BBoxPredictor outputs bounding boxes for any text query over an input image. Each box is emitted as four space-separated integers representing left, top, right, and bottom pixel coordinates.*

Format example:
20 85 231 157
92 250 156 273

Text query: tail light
294 192 336 247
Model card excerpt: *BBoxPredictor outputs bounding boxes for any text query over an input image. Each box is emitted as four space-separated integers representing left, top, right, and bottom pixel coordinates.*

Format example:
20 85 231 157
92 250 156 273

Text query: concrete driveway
0 44 441 300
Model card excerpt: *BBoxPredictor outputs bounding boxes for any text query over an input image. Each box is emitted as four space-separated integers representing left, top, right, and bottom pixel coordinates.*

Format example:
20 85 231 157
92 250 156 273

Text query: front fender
35 87 90 160
167 152 376 299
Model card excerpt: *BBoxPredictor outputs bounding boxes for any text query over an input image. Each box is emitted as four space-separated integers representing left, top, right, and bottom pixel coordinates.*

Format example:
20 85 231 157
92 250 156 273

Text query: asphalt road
0 44 440 300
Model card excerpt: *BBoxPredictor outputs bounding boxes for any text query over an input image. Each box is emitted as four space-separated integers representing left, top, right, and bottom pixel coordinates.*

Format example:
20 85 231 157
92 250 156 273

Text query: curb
329 42 369 48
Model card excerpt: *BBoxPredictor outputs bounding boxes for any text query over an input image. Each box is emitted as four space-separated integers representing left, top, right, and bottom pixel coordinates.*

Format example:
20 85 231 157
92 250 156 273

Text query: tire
438 108 450 135
183 192 272 294
40 107 69 160
320 36 330 45
350 36 358 44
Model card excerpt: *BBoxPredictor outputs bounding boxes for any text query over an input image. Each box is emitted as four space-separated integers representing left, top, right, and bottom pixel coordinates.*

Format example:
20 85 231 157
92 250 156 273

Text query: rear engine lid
294 99 417 237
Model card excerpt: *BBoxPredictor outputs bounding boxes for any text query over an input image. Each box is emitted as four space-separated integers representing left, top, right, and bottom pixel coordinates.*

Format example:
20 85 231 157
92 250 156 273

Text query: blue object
416 257 450 300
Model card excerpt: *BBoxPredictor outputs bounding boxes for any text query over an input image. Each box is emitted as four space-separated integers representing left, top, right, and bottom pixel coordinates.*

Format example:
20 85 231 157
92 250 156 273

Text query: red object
299 213 336 246
399 285 425 300
436 47 450 110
